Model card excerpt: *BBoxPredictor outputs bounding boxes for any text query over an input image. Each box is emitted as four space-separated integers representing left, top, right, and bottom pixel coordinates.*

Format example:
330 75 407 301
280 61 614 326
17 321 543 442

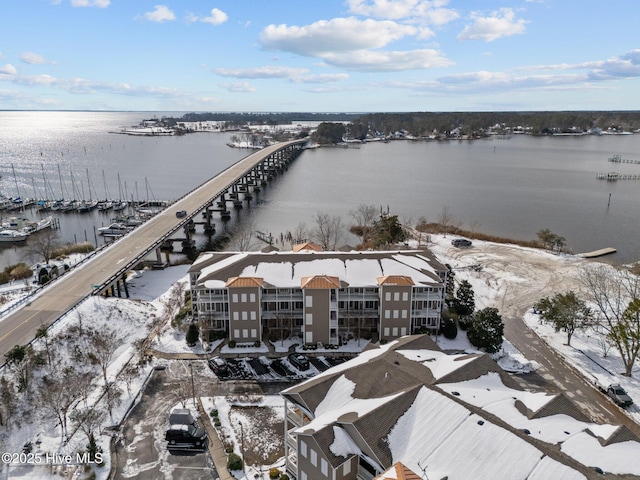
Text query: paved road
112 361 219 479
0 140 305 361
439 240 640 437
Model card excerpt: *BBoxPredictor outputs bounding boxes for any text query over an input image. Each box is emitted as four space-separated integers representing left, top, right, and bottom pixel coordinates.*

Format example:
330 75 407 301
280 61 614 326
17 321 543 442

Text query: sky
1 0 639 112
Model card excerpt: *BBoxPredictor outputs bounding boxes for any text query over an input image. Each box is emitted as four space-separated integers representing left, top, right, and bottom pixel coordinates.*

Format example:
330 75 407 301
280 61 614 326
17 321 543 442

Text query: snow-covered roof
192 249 446 289
282 334 640 479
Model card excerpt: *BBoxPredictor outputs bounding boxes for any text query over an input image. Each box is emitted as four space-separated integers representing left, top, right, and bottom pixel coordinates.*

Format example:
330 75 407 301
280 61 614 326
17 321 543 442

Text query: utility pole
188 362 196 408
238 421 245 473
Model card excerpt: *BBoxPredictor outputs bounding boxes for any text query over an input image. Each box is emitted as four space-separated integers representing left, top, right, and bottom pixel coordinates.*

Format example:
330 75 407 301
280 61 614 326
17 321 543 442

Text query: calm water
1 111 640 267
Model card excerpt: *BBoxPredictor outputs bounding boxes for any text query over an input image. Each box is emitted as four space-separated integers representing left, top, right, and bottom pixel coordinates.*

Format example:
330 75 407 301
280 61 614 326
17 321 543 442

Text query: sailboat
112 172 127 211
97 170 113 212
77 169 99 213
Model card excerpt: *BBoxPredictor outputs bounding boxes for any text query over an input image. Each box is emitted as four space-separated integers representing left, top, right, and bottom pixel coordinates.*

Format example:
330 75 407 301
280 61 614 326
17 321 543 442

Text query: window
402 309 407 318
232 293 238 303
394 292 400 301
306 313 313 325
385 292 391 301
300 472 308 480
233 312 239 321
241 293 247 303
321 458 328 476
305 295 313 308
402 292 409 301
343 461 351 475
250 293 256 302
305 331 313 343
241 311 247 321
242 329 249 338
250 311 257 320
393 310 399 319
300 440 307 458
384 327 390 336
279 301 290 310
310 449 317 467
251 328 257 338
384 310 390 319
393 327 398 336
401 327 407 336
233 329 240 338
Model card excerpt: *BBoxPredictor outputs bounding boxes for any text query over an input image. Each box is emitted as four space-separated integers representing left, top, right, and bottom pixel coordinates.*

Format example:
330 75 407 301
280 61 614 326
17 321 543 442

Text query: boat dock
596 172 640 181
577 247 617 258
608 154 640 164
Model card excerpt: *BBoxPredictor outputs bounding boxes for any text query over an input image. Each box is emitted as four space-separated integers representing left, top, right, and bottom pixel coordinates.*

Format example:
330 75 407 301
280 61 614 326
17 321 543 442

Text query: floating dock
577 247 617 258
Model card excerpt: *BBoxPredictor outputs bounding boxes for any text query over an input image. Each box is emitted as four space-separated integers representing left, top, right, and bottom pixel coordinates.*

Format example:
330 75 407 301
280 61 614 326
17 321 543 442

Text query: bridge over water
0 139 307 361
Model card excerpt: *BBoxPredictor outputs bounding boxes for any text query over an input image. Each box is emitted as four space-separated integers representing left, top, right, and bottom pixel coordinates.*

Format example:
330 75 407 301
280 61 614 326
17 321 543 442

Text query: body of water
1 111 639 268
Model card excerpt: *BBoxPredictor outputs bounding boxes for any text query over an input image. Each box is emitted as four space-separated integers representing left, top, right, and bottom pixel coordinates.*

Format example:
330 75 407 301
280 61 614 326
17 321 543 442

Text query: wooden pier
576 247 617 258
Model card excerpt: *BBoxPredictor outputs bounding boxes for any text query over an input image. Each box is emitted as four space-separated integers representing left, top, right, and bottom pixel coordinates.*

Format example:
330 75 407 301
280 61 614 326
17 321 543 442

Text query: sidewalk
197 397 234 480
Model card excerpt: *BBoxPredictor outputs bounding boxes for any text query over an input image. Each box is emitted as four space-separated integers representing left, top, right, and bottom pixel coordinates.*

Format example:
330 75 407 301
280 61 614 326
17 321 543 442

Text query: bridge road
0 139 306 362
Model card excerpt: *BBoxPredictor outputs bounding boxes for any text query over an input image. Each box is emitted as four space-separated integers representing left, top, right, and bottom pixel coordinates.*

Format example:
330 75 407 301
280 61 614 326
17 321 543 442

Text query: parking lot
207 354 351 382
112 353 351 479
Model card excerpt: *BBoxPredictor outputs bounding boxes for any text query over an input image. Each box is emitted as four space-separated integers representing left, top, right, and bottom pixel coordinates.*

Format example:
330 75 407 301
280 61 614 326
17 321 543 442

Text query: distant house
188 248 447 345
281 335 640 480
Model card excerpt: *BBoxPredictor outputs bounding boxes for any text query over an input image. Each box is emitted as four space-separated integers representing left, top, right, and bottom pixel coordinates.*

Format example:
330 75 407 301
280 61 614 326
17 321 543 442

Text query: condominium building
281 335 640 480
188 248 448 344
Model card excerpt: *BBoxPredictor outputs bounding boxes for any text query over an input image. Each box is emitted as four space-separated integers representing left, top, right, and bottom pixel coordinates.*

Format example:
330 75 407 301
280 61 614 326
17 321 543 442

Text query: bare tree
291 222 308 247
70 406 106 442
25 230 60 264
349 204 378 245
87 326 123 385
581 265 640 376
232 219 257 251
118 363 140 396
0 376 17 427
38 365 80 441
311 212 344 250
438 206 454 230
102 381 122 422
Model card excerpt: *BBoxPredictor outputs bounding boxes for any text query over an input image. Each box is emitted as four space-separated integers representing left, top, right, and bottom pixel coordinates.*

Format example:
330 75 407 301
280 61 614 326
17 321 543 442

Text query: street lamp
188 361 196 408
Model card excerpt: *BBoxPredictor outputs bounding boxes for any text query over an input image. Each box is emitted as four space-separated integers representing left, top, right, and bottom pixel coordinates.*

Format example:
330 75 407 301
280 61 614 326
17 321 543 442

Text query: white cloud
220 82 256 93
202 8 228 26
214 66 349 84
297 73 349 83
0 64 17 75
347 0 459 25
71 0 110 7
323 48 452 72
457 8 527 42
20 52 55 65
215 66 308 79
260 17 416 56
142 5 176 23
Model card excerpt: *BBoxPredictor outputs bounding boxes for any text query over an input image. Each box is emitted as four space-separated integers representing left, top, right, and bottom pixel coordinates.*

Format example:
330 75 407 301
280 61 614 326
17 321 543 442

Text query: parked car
169 408 198 428
605 384 633 408
165 424 208 450
288 353 310 371
175 210 187 218
208 356 229 377
451 238 472 248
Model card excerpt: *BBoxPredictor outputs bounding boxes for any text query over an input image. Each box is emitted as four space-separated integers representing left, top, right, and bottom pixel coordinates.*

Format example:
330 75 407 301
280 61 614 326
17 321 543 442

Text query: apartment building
281 335 640 480
188 249 448 344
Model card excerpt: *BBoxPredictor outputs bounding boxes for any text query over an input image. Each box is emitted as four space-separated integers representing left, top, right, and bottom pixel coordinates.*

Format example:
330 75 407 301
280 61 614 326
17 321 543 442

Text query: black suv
165 424 208 450
208 356 230 377
288 353 310 371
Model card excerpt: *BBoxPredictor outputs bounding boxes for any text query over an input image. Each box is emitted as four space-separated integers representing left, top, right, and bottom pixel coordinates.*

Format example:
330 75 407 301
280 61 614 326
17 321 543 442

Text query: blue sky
1 0 639 112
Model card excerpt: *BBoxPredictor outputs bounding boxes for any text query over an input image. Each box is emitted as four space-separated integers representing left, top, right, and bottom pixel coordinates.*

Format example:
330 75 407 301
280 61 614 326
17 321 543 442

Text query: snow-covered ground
1 233 640 479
